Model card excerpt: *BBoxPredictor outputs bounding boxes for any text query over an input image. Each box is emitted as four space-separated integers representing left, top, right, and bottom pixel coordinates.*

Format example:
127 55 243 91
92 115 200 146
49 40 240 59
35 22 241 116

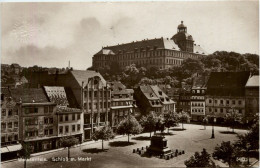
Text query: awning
0 147 9 154
7 144 22 152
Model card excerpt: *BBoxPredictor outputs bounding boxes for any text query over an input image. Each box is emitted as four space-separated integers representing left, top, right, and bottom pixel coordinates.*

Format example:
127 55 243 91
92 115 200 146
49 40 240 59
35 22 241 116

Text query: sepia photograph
1 1 259 168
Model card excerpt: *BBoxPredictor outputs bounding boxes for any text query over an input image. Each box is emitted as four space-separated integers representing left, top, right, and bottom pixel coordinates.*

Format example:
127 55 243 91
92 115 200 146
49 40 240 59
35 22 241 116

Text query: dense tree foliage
178 111 190 130
184 148 215 167
92 125 115 150
213 141 241 167
224 109 242 133
59 136 79 158
164 111 179 133
139 111 159 137
116 115 143 142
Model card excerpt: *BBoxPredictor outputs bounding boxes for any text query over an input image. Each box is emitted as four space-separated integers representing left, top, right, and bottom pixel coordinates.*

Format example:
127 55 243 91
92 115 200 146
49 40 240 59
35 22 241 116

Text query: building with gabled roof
205 71 250 122
92 21 207 70
29 69 111 140
108 81 135 130
43 86 83 142
134 85 175 115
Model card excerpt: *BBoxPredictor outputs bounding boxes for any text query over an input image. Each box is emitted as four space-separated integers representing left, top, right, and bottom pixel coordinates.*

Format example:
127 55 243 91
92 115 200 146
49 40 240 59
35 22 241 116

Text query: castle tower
172 21 194 53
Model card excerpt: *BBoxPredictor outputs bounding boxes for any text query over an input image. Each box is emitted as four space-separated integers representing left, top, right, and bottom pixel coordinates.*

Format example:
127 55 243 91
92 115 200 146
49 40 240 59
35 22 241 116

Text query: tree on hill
117 115 143 143
59 136 79 159
163 111 179 133
185 148 216 167
92 125 115 150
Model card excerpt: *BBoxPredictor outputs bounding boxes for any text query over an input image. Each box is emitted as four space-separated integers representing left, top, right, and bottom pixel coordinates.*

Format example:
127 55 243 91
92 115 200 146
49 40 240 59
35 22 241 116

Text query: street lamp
211 117 216 139
246 143 250 165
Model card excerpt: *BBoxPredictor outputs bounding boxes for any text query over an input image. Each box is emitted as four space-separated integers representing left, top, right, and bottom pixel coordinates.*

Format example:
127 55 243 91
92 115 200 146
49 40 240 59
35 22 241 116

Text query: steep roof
194 44 207 55
109 81 130 94
246 75 259 87
43 86 80 108
206 71 250 96
150 85 175 104
99 38 181 55
70 70 106 88
10 88 50 103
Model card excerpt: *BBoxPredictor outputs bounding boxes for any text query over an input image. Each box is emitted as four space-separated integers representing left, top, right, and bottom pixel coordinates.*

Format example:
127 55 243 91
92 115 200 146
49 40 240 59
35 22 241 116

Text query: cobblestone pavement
2 124 251 168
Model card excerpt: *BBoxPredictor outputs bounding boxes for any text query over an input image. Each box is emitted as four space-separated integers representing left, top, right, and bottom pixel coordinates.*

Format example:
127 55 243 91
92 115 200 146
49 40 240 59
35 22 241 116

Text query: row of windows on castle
95 49 201 61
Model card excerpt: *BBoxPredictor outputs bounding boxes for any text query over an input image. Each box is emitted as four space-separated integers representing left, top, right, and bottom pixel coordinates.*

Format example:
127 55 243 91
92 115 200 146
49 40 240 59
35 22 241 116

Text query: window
8 122 12 128
65 115 69 121
220 100 223 104
226 100 229 104
14 134 18 140
25 118 38 125
44 106 48 113
214 108 217 112
238 100 242 105
49 118 53 124
72 125 75 132
59 126 63 134
8 109 12 116
77 114 80 120
214 100 217 104
13 109 18 115
220 108 223 113
24 108 38 114
59 115 63 122
239 109 242 114
232 100 235 105
8 136 12 142
72 114 75 120
2 109 6 116
65 126 69 133
49 129 53 135
1 123 6 129
209 99 212 103
44 118 48 124
209 108 212 112
49 106 53 113
77 124 80 131
44 129 48 135
14 122 18 127
1 136 5 143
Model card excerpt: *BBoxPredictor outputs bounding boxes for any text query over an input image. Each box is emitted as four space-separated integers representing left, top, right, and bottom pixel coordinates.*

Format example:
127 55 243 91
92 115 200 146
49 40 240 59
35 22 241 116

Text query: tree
92 125 115 150
181 58 204 79
117 115 143 143
184 148 215 167
59 136 79 159
18 142 32 168
163 111 179 133
202 116 209 130
224 109 242 133
178 111 190 130
139 112 158 138
213 141 241 167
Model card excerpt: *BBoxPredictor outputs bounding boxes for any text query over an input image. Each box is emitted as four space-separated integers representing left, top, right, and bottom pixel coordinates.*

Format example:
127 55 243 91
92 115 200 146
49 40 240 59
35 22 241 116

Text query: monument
147 135 172 155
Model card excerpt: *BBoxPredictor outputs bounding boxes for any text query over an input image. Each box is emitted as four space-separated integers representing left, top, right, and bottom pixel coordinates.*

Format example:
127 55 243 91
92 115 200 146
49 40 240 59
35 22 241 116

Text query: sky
1 1 259 70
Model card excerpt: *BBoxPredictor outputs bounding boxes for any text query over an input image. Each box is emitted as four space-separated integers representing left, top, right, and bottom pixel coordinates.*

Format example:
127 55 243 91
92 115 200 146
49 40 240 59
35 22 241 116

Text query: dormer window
158 91 162 95
150 93 153 97
160 97 164 101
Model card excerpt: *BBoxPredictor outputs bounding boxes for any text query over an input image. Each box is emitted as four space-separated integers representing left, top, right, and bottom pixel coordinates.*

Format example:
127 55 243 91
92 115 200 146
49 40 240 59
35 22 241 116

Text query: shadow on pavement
82 148 108 154
219 131 237 134
132 136 151 141
171 128 186 131
109 141 136 147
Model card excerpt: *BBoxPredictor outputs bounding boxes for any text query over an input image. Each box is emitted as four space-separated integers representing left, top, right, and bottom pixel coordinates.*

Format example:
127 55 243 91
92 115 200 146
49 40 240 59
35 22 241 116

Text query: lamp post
211 117 216 139
246 143 250 165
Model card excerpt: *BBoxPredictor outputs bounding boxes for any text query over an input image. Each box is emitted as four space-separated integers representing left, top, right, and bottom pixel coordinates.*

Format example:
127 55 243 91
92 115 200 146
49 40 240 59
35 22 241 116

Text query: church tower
172 21 194 53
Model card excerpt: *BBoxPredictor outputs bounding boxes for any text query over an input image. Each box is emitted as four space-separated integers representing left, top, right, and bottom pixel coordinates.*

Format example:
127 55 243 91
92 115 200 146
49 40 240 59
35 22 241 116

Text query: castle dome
178 21 187 29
